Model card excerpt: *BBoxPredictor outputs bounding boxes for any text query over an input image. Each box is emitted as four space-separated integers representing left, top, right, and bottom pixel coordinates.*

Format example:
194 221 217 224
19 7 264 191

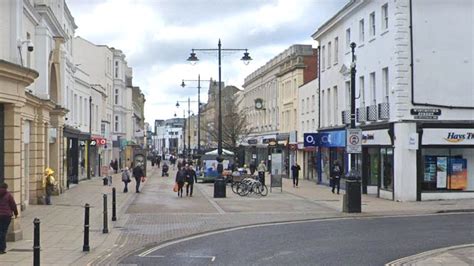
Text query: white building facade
313 0 474 201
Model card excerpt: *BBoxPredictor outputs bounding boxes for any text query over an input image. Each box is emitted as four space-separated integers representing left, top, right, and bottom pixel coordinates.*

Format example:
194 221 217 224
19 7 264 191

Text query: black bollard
33 218 40 266
83 204 90 252
112 187 117 221
102 194 109 233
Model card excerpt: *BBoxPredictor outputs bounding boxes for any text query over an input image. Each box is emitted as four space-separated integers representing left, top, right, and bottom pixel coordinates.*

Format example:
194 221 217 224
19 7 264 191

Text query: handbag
173 182 178 192
141 176 146 182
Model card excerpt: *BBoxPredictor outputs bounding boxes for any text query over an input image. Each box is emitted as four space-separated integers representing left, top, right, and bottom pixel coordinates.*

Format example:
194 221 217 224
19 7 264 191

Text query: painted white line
196 184 226 214
138 212 471 257
385 243 474 266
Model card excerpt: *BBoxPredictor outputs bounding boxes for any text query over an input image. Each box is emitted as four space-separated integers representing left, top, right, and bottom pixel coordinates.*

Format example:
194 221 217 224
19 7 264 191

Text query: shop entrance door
379 148 394 199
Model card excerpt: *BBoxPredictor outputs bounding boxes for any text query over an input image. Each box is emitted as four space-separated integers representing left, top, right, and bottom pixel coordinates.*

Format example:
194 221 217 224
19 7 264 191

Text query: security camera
26 40 34 52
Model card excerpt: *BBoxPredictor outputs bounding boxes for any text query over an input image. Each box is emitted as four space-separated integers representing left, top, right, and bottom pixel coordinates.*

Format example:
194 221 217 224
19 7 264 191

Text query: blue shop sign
318 130 346 147
304 133 318 147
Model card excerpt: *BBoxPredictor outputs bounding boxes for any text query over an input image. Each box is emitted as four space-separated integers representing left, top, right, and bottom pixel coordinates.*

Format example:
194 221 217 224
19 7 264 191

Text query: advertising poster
436 157 447 188
424 156 437 182
448 158 467 190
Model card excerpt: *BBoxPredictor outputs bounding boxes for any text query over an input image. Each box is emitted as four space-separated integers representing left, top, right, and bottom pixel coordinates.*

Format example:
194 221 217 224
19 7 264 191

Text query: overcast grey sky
67 0 347 124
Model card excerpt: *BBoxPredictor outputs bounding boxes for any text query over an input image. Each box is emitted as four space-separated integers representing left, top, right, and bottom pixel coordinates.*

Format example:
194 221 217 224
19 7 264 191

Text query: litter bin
342 170 361 213
214 178 226 198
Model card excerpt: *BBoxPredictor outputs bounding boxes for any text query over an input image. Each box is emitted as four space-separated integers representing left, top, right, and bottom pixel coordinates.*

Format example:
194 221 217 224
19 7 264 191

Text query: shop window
380 148 393 191
422 148 473 191
367 148 379 186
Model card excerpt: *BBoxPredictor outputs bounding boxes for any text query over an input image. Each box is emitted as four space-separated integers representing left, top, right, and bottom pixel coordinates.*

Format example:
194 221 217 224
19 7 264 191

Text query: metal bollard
33 218 40 266
102 194 109 233
112 187 117 221
83 204 90 252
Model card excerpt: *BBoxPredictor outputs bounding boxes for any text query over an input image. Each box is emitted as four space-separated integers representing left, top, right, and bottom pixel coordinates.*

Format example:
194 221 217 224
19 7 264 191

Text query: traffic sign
346 128 362 153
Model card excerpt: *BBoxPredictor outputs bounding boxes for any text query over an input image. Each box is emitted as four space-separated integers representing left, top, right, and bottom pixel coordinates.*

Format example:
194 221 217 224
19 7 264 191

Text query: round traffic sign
349 135 360 145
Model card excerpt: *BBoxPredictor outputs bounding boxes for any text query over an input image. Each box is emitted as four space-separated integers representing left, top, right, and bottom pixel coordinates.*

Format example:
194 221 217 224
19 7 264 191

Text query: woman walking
121 167 131 193
175 166 186 197
132 164 145 193
0 183 18 254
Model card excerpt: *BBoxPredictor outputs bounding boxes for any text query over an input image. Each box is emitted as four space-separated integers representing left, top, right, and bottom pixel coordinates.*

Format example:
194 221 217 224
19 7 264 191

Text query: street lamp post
88 96 92 179
176 98 198 161
343 42 362 213
181 75 212 156
187 40 251 198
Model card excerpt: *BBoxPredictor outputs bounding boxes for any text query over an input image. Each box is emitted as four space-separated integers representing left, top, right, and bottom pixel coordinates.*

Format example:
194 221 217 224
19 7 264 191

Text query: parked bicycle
231 176 268 197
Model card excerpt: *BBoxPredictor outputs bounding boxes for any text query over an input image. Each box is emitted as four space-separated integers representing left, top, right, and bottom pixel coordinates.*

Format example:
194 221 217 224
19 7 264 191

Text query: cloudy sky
67 0 347 124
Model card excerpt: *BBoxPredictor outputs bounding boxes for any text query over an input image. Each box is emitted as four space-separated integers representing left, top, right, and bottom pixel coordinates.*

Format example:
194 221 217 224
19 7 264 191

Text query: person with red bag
175 166 186 197
132 163 145 193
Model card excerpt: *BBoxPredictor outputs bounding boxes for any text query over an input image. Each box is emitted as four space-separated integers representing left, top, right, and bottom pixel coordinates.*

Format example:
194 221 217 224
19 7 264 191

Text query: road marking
385 243 474 266
138 212 472 257
138 254 216 261
196 184 226 214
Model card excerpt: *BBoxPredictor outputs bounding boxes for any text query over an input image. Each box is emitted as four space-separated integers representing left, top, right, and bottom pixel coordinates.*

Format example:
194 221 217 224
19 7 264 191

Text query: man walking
132 163 145 193
331 161 342 194
291 163 301 187
257 160 267 186
185 165 197 197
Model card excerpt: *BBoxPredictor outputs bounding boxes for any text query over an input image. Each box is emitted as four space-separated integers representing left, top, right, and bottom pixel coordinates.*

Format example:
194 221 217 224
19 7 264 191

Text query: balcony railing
378 102 390 120
341 110 351 125
367 105 378 121
356 107 366 123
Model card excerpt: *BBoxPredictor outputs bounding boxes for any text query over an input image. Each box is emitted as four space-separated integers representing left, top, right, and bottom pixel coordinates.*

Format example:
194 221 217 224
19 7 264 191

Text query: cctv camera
27 40 34 52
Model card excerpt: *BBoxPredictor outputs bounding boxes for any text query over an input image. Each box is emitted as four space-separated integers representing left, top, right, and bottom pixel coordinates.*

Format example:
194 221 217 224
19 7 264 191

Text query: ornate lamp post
187 40 252 198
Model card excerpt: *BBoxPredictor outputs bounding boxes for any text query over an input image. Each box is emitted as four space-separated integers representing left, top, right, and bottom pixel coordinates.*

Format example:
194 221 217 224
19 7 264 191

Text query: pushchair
162 164 169 177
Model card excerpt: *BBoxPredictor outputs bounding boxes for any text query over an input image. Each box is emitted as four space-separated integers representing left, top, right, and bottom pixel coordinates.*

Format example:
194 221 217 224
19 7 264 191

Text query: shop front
361 128 394 200
419 127 474 200
317 129 347 185
64 126 90 185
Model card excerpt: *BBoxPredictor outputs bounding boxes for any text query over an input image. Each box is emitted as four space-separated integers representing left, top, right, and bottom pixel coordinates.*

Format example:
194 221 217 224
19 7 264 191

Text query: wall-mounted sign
422 128 474 145
411 108 441 120
362 129 392 146
247 139 258 145
408 133 419 150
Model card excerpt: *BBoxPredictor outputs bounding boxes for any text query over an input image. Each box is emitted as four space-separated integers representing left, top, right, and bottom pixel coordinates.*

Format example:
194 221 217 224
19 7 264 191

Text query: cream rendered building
0 0 75 240
242 45 317 169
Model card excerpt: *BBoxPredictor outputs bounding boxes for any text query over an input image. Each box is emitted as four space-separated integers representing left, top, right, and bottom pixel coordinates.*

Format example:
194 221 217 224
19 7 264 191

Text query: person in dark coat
185 165 198 197
175 166 186 197
249 161 257 175
331 161 343 194
291 163 301 187
132 164 145 193
0 183 18 254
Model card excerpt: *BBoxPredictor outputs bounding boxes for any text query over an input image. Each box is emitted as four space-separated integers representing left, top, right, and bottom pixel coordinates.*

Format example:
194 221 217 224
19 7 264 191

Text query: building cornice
35 4 67 38
311 0 362 40
0 59 39 86
23 0 40 25
64 3 78 30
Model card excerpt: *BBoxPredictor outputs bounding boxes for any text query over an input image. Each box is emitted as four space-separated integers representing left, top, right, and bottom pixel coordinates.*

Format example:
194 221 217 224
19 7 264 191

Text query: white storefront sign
408 133 418 150
362 129 392 146
422 128 474 145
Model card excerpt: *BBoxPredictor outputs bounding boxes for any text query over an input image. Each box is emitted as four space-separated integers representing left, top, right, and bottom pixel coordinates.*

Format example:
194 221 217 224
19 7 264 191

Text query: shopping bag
141 176 146 182
173 182 178 192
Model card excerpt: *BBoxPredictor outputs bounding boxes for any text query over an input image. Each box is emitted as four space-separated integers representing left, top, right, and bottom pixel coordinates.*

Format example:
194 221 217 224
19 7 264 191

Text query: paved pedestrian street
0 163 473 265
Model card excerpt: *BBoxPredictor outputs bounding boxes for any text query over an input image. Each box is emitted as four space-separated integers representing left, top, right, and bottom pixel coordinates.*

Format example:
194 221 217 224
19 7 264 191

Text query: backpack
122 170 130 182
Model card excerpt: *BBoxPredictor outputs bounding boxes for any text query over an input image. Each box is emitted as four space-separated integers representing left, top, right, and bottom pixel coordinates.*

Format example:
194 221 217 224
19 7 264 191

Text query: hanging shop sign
422 128 474 145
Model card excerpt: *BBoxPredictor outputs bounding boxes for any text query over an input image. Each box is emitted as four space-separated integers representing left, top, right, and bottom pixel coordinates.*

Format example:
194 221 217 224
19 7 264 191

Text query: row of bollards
32 187 119 265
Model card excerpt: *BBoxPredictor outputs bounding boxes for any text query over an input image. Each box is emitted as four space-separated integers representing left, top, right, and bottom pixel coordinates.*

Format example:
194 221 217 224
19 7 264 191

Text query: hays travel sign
422 129 474 145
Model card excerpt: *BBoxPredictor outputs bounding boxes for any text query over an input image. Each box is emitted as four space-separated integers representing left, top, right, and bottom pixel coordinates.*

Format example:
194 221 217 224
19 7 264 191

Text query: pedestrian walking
291 163 301 187
113 159 118 173
121 167 131 193
175 166 186 197
42 168 57 205
156 156 161 168
0 183 18 254
185 165 197 197
331 161 343 194
257 160 267 185
249 161 256 175
132 163 145 193
107 166 114 186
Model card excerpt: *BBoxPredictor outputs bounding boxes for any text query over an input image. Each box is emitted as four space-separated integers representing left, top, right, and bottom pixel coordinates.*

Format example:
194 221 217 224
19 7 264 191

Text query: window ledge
380 29 389 36
368 37 376 43
358 43 365 48
345 50 351 55
334 62 338 66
